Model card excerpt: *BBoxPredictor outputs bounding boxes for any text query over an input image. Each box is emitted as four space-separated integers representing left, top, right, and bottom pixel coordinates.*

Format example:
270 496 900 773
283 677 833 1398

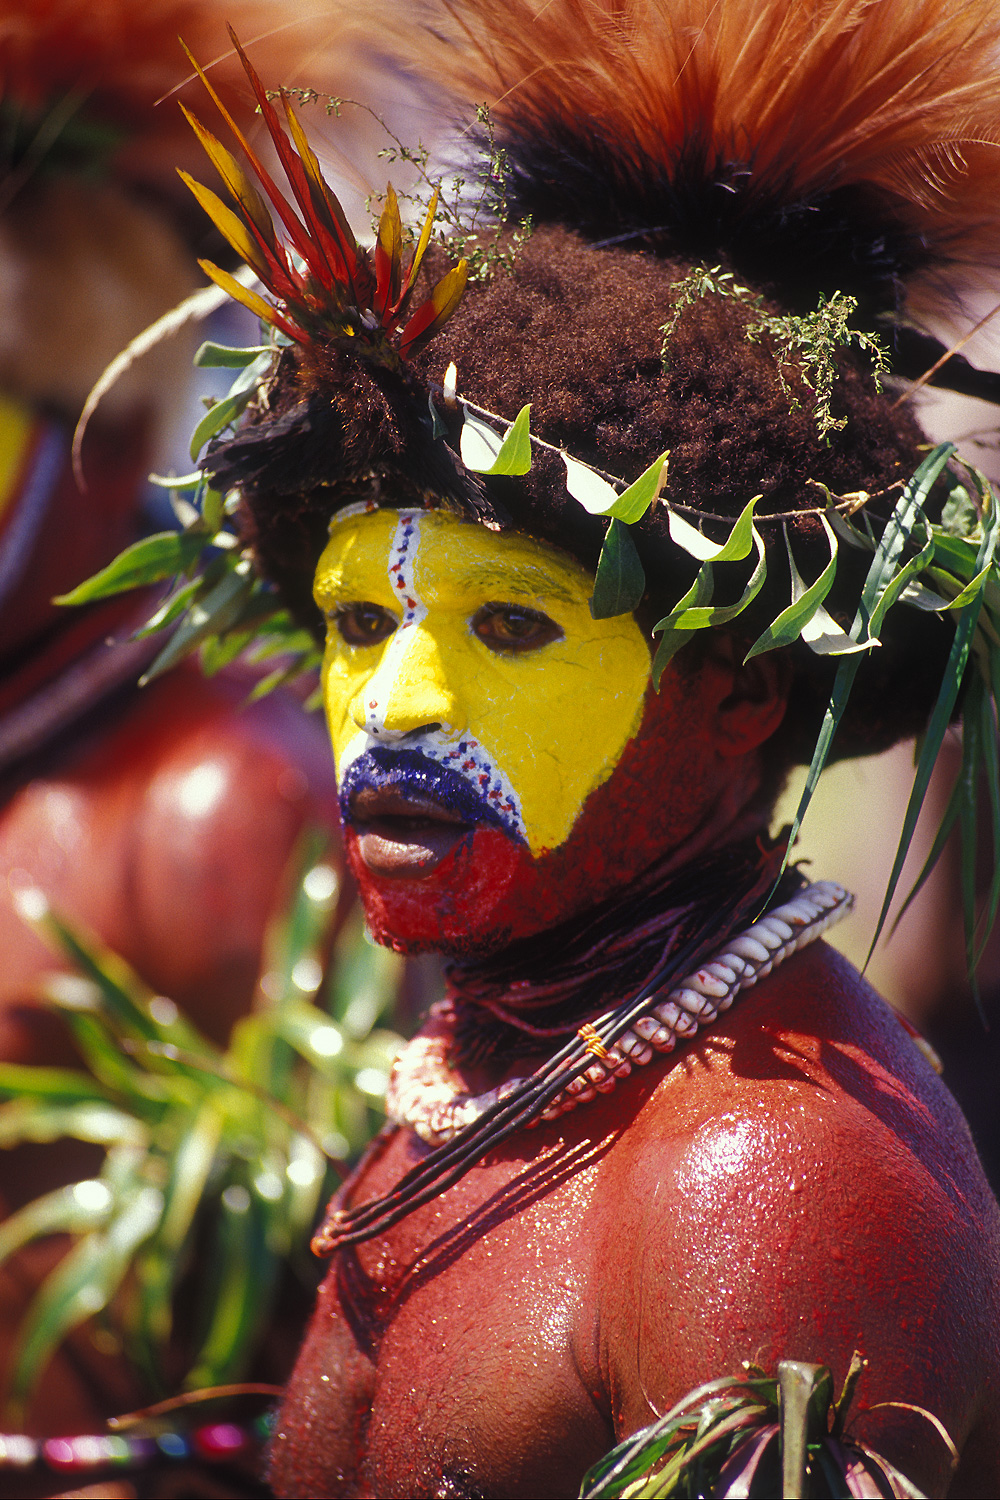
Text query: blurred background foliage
0 831 404 1421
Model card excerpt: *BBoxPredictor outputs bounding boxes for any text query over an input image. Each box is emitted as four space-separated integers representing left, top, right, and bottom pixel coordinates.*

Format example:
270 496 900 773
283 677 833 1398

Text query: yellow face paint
313 508 651 856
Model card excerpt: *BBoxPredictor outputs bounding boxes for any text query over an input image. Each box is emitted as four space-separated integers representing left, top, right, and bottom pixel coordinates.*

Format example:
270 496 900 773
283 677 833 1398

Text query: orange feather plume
358 0 1000 313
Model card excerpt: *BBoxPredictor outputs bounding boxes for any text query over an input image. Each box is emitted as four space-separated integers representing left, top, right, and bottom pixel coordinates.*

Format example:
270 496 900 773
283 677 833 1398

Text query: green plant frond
0 1098 148 1151
0 1062 109 1103
868 456 1000 973
580 1355 929 1499
6 1183 163 1420
182 1186 276 1392
0 1183 115 1270
776 444 956 892
0 835 405 1409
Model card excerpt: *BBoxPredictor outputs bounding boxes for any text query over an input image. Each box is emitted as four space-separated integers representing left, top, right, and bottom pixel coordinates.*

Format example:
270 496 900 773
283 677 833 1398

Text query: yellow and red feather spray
180 26 468 361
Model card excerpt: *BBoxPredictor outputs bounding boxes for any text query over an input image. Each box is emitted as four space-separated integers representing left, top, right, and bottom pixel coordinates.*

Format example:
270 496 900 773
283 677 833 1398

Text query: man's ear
705 636 792 757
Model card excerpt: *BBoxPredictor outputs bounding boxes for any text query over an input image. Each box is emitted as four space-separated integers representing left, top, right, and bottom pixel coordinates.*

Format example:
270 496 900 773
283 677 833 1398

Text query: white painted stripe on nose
363 510 428 740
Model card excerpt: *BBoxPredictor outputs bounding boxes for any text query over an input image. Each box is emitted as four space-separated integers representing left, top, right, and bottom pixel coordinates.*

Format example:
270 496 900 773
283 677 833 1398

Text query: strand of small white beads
386 880 853 1146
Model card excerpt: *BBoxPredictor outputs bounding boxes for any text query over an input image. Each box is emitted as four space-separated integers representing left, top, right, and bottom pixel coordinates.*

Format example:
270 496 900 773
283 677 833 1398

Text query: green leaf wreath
0 834 404 1419
64 318 1000 995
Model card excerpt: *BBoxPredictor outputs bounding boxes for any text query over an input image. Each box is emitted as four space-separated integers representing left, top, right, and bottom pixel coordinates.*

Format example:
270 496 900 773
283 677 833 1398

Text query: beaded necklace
387 879 854 1146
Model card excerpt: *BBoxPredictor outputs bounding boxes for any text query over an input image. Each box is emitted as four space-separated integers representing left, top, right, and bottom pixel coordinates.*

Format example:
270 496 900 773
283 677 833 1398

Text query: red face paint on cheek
347 675 731 958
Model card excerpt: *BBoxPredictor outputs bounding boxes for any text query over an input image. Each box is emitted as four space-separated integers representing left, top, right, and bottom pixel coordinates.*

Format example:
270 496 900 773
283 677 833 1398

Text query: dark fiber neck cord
318 844 790 1250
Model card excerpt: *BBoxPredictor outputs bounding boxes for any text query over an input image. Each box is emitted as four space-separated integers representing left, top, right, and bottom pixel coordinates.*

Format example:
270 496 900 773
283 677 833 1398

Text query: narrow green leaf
184 1189 277 1389
605 452 670 524
148 470 207 490
0 1063 110 1103
53 532 206 606
189 393 248 461
824 503 877 554
746 519 838 660
0 1098 147 1149
131 1104 225 1367
202 485 225 534
866 475 999 968
199 627 256 676
245 661 305 703
661 527 766 633
709 495 761 564
7 1185 163 1417
194 341 271 367
777 447 956 888
590 519 646 618
139 560 255 684
134 575 212 638
0 1184 113 1269
891 756 964 934
482 403 532 476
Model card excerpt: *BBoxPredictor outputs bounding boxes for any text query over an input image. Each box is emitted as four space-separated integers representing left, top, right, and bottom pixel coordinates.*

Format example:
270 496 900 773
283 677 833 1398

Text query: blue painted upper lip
340 747 509 832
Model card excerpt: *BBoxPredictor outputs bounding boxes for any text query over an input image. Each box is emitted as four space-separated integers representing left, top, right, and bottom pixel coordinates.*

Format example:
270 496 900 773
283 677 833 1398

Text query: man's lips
347 786 472 878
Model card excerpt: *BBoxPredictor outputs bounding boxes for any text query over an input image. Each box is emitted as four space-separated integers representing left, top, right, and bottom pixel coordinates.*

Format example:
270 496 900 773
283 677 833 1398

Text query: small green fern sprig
275 92 531 283
660 265 888 442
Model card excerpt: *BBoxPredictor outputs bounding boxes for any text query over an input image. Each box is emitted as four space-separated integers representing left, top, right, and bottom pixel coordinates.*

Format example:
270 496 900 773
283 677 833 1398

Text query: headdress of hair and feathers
65 0 1000 1181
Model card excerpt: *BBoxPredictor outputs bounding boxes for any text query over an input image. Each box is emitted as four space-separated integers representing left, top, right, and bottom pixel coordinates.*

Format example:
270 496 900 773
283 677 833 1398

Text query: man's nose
349 625 466 740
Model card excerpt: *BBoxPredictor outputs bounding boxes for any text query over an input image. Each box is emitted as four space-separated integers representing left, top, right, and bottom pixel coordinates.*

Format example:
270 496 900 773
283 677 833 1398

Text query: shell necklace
386 879 854 1146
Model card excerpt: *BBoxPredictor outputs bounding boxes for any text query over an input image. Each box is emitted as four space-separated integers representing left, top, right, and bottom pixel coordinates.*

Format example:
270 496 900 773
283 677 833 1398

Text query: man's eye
331 603 398 646
471 603 563 653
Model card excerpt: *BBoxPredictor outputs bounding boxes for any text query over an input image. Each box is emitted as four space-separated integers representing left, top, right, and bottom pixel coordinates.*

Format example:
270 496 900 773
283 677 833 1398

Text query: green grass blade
0 1098 148 1149
6 1184 163 1419
184 1189 277 1390
0 1184 113 1270
890 749 963 934
36 909 218 1059
867 471 1000 968
130 1102 225 1377
776 447 955 887
0 1063 110 1103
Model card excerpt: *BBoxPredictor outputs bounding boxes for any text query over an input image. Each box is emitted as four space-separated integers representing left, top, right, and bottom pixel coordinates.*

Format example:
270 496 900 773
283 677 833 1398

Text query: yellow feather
196 259 286 331
179 106 277 250
179 174 272 282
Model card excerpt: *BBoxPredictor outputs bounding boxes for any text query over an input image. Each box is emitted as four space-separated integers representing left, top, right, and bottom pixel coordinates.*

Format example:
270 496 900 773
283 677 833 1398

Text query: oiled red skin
272 943 1000 1499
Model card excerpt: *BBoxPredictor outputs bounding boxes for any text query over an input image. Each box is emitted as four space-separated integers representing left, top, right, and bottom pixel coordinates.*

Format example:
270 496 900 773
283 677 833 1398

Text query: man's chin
345 824 531 959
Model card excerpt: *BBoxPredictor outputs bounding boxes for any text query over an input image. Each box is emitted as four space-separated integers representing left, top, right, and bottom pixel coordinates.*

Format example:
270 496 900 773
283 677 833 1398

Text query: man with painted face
172 3 1000 1494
